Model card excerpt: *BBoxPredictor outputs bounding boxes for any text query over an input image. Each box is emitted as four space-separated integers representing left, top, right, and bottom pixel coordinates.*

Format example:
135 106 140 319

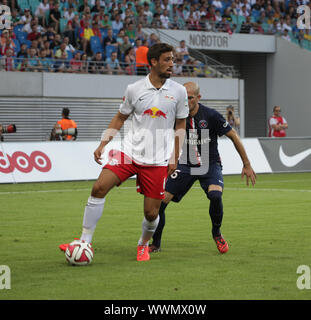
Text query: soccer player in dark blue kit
149 82 257 254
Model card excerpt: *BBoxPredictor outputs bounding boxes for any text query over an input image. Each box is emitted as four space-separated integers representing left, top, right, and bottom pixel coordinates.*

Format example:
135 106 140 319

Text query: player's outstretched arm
225 129 257 186
94 111 129 165
168 118 186 176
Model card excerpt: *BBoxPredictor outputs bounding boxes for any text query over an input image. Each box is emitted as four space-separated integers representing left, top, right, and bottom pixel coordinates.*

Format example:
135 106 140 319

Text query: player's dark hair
147 43 174 66
273 105 281 111
62 107 70 118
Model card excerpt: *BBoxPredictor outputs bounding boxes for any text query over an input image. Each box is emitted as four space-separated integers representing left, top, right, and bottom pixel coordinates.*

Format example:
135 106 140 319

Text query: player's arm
271 123 283 131
94 111 129 165
234 116 240 127
169 85 188 174
273 123 288 131
95 84 133 164
280 119 288 129
168 118 186 176
271 124 279 130
270 117 287 131
225 128 257 186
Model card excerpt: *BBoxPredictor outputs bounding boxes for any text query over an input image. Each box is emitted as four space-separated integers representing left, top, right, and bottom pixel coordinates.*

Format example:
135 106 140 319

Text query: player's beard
159 73 171 79
155 64 172 79
158 71 171 79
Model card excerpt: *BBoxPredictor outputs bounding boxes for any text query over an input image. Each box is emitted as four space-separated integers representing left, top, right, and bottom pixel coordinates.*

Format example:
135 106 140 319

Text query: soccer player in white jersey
59 43 189 262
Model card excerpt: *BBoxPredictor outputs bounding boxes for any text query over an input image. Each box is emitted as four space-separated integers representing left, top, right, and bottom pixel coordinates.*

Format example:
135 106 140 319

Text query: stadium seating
59 18 68 34
66 50 73 60
17 0 30 11
15 31 28 44
112 29 119 38
29 0 40 15
100 28 108 39
90 36 103 55
261 23 270 33
105 44 117 59
12 39 21 54
230 15 238 25
1 0 311 76
13 25 24 34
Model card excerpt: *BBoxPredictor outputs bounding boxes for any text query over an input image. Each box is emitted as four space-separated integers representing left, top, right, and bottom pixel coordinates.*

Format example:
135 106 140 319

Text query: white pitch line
0 186 137 195
0 188 90 195
0 186 310 195
225 187 311 193
227 179 311 185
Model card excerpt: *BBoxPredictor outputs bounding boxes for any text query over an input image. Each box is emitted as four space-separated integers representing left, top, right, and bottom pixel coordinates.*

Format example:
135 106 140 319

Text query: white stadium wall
266 37 311 138
0 72 241 100
0 72 245 142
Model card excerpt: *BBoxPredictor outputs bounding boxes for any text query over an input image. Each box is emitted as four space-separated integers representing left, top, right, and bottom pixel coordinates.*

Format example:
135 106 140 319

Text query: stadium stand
0 0 309 77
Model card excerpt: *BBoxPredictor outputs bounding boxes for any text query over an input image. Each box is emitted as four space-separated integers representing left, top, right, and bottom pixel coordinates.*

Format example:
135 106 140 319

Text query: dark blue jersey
179 103 232 167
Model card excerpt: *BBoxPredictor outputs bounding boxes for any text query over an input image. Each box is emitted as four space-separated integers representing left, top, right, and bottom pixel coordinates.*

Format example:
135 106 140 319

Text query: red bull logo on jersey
143 107 167 119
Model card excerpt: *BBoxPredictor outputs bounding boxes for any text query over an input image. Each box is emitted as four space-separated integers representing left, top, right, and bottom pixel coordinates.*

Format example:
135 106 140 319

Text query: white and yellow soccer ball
65 240 94 266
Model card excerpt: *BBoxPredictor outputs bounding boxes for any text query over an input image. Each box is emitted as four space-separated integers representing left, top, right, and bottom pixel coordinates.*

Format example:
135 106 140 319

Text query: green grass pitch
0 172 311 300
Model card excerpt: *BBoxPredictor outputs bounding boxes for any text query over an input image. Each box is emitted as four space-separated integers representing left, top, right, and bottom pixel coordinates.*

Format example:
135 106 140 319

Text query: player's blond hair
183 82 200 96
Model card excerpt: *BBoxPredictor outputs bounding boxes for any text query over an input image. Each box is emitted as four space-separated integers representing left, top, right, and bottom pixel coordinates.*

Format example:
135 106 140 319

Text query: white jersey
119 75 189 165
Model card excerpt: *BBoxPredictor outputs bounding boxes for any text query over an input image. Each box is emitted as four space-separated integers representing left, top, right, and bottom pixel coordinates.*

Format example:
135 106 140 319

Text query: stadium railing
143 27 239 78
0 57 233 78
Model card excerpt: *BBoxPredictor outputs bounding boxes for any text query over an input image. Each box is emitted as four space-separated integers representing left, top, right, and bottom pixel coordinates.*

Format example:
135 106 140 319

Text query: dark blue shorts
165 163 224 203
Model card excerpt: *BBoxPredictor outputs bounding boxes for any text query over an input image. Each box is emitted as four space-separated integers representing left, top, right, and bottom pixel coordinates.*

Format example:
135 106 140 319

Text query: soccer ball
65 240 94 266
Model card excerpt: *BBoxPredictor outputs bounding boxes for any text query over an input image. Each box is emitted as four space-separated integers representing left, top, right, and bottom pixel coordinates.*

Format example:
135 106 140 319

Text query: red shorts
103 150 167 200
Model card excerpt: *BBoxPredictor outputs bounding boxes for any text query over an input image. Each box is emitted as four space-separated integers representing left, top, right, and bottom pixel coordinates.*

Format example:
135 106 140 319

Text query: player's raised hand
241 164 257 186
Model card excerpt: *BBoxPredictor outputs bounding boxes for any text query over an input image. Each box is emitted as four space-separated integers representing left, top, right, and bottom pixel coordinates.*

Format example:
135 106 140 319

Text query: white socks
80 195 159 248
138 216 159 246
81 196 106 243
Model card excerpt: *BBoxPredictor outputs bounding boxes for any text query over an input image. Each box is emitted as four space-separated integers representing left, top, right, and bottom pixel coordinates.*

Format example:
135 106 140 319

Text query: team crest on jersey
199 120 208 128
164 95 175 101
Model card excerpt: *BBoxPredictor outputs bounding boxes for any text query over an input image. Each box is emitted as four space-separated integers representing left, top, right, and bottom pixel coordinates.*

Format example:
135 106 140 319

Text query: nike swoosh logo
279 146 311 167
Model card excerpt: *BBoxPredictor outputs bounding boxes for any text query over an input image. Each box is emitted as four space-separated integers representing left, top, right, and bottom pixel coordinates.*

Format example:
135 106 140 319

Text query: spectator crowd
0 0 310 75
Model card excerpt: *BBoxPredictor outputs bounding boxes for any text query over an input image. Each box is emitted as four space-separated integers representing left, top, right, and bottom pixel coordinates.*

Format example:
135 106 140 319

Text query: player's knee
162 197 171 205
207 190 222 202
91 181 107 198
162 191 173 204
144 209 159 222
207 190 223 215
91 182 101 197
